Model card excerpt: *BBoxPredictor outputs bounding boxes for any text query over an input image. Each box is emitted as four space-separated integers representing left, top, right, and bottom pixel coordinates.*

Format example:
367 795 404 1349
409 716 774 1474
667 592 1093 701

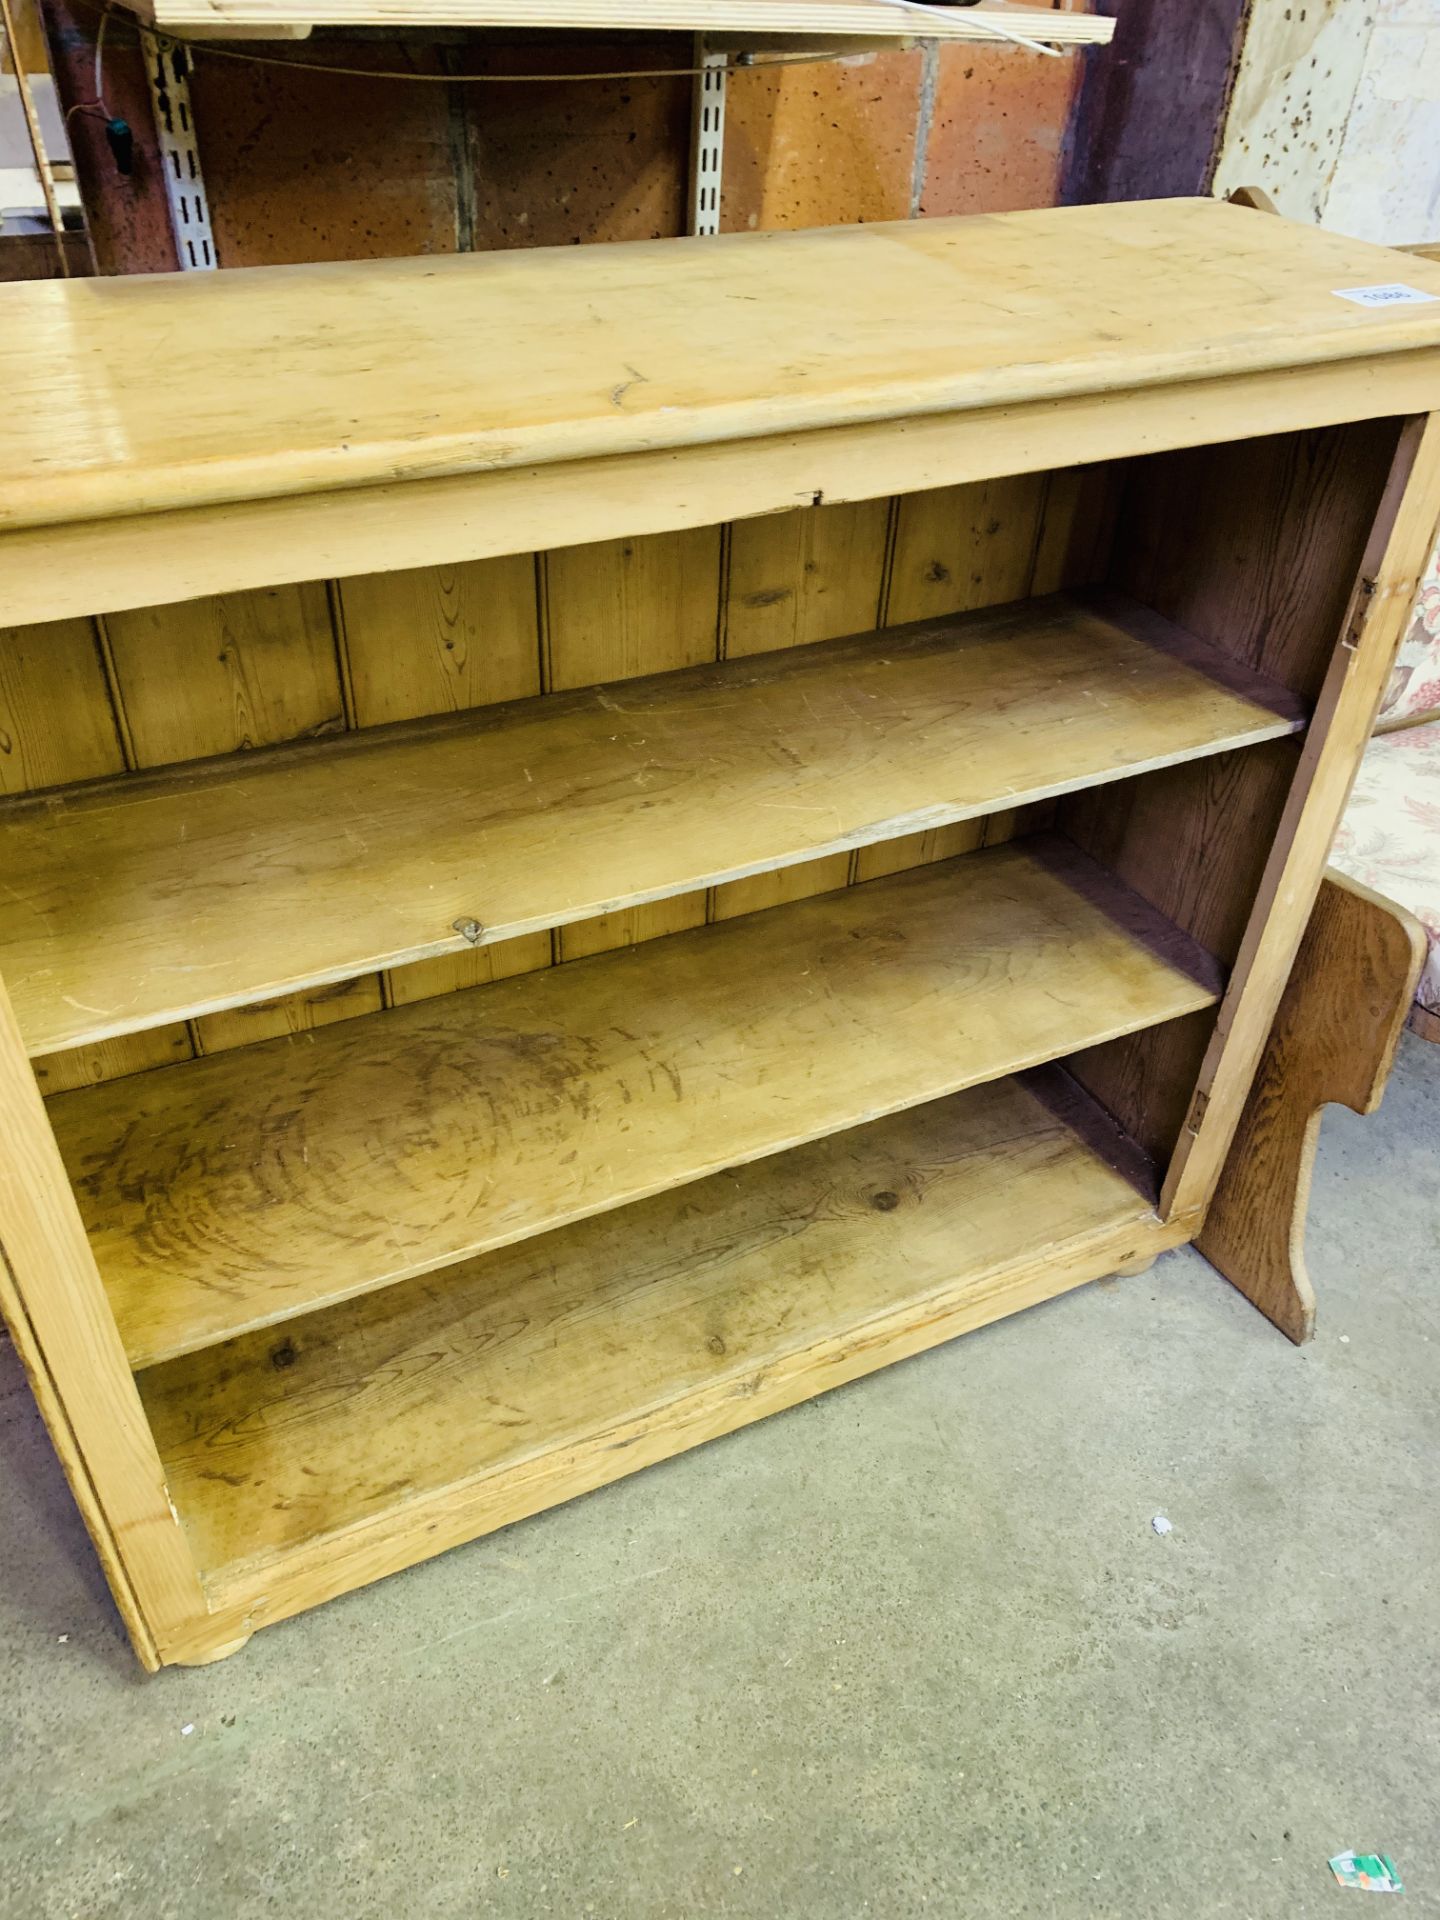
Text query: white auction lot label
1332 283 1439 308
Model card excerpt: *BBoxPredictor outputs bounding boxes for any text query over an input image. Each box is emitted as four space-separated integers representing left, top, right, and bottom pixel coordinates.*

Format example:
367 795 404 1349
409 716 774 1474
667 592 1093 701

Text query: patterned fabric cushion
1378 544 1440 728
1331 720 1440 1017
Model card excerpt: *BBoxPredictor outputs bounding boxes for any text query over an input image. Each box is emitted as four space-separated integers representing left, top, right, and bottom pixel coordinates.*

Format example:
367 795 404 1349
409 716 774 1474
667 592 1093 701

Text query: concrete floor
2 1037 1437 1920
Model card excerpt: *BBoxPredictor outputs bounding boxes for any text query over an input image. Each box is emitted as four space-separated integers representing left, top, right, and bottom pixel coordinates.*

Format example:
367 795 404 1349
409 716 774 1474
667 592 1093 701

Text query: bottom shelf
141 1066 1185 1629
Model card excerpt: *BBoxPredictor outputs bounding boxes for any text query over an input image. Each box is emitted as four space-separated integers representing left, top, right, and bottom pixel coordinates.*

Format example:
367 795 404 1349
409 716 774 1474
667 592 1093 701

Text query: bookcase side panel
1059 413 1440 1198
0 974 206 1668
1163 411 1440 1217
1110 419 1404 701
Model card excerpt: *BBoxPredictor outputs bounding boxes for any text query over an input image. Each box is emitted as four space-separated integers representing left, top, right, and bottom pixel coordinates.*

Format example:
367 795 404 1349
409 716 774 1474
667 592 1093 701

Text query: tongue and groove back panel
2 460 1117 1096
0 424 1383 1128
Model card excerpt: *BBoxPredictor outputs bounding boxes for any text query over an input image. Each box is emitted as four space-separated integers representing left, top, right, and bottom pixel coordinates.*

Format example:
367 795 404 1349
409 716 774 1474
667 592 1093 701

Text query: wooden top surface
5 199 1440 532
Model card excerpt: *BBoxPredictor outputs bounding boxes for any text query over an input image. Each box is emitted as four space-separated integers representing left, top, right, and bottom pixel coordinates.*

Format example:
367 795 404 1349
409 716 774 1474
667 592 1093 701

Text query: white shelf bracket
689 34 727 237
140 31 217 270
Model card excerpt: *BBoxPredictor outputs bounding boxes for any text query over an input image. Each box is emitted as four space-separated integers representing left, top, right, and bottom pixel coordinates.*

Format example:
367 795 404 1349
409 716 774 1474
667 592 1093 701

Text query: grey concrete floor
2 1036 1438 1920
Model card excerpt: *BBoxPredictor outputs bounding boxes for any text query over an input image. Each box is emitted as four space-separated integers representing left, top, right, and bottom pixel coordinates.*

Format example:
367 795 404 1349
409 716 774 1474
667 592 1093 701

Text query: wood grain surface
0 974 205 1668
6 199 1440 531
6 356 1436 635
125 0 1116 40
544 525 722 960
139 1070 1155 1583
4 195 1436 1670
1163 413 1440 1218
1 590 1297 1055
0 612 193 1094
339 551 554 1006
51 834 1222 1369
1060 415 1409 1168
713 496 891 919
1198 871 1426 1344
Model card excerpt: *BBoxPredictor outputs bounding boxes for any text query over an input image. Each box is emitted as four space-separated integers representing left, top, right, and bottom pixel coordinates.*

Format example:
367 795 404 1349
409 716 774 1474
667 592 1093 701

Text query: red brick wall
41 13 1106 270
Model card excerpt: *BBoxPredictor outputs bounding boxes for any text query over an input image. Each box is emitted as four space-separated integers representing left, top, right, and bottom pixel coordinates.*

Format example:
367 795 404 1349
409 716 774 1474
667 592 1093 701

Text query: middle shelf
50 832 1224 1371
3 587 1300 1057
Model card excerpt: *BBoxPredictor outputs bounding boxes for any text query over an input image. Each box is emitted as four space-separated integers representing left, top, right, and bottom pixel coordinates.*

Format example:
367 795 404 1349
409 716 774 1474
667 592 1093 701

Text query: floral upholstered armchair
1330 543 1440 1041
1378 552 1440 727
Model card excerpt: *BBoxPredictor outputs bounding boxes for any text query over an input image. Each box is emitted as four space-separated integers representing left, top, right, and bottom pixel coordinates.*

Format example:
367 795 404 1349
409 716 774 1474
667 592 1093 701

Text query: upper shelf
5 199 1440 533
124 1 1117 42
0 590 1301 1057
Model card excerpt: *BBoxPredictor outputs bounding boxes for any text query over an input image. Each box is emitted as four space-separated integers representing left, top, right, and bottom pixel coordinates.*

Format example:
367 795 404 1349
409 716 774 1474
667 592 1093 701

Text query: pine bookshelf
1 197 1438 1667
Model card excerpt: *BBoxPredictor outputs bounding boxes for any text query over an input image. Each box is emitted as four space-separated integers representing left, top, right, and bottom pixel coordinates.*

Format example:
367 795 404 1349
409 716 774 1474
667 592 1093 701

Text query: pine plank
103 582 345 767
0 617 124 796
102 580 354 1060
1029 465 1123 598
1064 744 1296 1163
1115 420 1402 703
1064 416 1410 1166
6 356 1437 636
84 581 349 1076
137 1071 1157 1586
188 978 387 1055
6 200 1440 535
0 616 192 1093
2 591 1300 1057
851 816 987 884
31 1031 196 1098
1163 413 1440 1217
339 552 552 1004
337 555 542 724
51 835 1222 1370
861 469 1053 881
886 473 1048 626
716 497 890 919
127 0 1116 43
726 499 889 659
544 527 722 960
1197 872 1427 1346
0 975 206 1665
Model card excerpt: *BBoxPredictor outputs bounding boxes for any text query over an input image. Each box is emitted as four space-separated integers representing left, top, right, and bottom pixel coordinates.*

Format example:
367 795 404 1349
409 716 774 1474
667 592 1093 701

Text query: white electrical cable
865 0 1064 57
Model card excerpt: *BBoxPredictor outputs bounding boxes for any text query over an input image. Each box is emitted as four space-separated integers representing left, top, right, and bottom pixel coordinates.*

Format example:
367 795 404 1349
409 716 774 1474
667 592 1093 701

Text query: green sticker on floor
1329 1852 1403 1893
